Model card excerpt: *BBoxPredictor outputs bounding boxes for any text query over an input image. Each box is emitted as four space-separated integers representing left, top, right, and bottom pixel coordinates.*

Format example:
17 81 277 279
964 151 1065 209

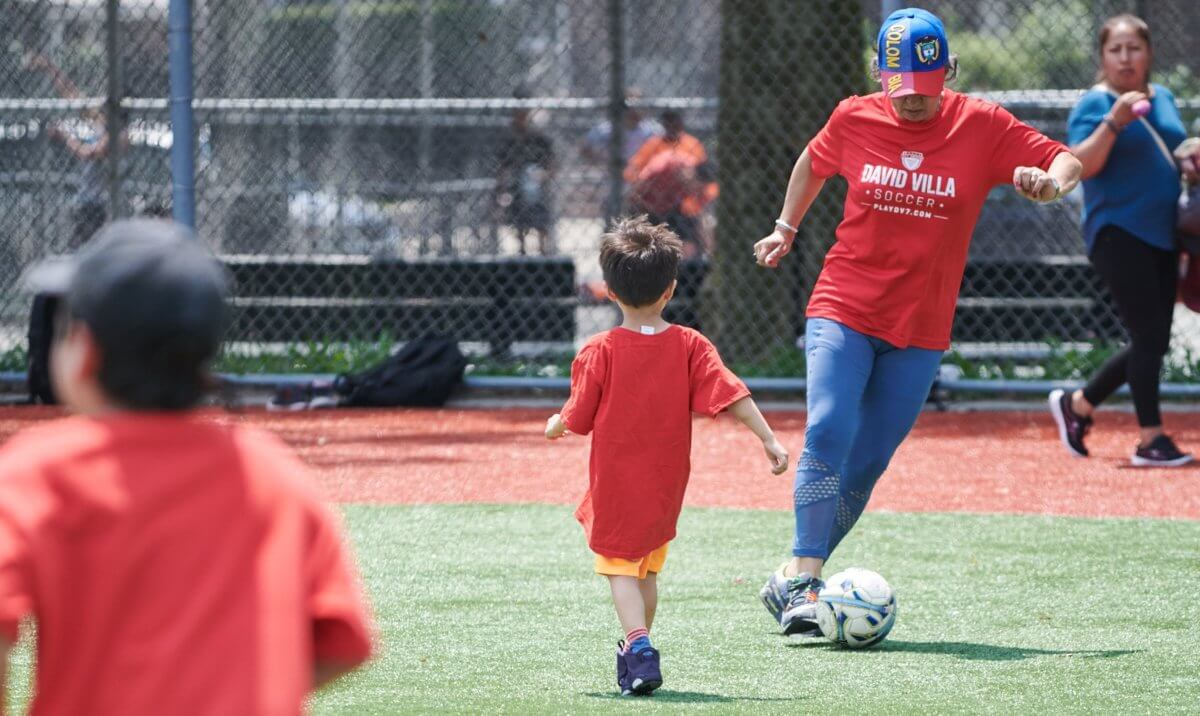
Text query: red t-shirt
560 326 749 559
805 89 1067 349
0 413 374 716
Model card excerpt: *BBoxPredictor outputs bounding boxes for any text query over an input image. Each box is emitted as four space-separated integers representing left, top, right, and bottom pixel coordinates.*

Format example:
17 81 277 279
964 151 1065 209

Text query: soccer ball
814 568 897 649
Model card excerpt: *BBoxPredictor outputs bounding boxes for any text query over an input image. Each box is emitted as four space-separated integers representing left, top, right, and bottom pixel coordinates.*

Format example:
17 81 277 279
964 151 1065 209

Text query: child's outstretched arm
545 413 569 439
727 396 788 474
551 343 605 440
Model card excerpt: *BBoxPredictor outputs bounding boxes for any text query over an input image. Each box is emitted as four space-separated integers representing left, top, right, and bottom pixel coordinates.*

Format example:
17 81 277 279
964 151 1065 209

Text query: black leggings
1082 225 1178 427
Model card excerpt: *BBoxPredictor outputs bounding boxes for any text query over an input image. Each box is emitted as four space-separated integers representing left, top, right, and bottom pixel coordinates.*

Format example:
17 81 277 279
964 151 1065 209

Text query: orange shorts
594 542 670 580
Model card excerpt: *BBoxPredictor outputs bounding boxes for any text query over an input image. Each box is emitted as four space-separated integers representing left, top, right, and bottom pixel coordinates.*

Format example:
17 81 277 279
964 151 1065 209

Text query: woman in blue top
1049 14 1197 467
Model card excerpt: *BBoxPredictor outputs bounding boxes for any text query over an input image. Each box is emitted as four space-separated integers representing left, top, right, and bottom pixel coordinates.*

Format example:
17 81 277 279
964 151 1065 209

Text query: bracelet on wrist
1047 176 1062 202
774 218 798 236
1102 116 1122 134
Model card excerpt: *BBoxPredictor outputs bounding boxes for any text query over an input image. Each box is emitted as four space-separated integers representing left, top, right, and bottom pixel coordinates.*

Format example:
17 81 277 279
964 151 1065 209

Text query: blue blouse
1067 84 1187 253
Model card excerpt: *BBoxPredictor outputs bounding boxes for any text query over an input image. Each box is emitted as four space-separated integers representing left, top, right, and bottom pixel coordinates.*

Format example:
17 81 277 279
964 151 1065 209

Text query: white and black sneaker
1048 389 1091 458
1132 435 1193 468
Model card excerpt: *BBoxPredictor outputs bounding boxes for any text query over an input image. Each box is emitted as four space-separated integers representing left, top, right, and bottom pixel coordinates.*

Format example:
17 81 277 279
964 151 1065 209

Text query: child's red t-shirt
0 413 374 715
560 326 749 559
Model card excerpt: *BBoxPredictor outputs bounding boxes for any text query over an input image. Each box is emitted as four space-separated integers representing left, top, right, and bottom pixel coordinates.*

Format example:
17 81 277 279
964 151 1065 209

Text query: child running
545 216 788 696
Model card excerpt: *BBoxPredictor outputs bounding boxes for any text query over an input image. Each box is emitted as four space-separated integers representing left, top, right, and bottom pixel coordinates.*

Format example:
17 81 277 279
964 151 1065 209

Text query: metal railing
0 0 1196 390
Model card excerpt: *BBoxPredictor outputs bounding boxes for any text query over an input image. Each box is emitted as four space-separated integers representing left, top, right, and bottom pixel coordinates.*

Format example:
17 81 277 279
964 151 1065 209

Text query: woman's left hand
1012 166 1060 203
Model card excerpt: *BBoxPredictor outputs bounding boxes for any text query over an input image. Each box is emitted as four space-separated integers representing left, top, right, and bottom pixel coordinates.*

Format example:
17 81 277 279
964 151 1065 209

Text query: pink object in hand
1132 99 1152 117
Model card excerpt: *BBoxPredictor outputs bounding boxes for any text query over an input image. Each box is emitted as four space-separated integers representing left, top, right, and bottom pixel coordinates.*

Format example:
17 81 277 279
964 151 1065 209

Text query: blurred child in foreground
0 220 374 714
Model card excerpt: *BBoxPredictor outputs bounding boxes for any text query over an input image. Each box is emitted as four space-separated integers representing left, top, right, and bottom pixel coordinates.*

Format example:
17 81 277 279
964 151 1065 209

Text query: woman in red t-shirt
750 8 1082 638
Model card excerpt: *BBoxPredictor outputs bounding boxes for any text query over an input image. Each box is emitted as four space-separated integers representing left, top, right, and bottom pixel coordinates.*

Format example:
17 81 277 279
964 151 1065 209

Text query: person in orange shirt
625 111 718 257
545 216 788 696
0 219 374 714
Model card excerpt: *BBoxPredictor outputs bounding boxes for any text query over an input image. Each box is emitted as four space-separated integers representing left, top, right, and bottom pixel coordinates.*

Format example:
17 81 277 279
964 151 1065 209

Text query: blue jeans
792 318 943 559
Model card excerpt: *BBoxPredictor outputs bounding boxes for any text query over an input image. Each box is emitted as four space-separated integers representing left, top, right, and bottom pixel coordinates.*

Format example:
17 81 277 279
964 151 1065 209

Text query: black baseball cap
24 219 229 408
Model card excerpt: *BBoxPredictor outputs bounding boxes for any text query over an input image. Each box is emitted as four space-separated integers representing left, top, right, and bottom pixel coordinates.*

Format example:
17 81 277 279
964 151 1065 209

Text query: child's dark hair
599 216 683 307
60 296 227 412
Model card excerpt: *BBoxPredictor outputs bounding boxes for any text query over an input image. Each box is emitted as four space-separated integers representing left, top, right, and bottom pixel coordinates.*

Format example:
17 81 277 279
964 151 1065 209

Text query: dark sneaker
759 563 790 625
1048 389 1091 458
780 572 824 637
624 647 662 696
267 380 339 412
1132 435 1194 467
615 641 631 695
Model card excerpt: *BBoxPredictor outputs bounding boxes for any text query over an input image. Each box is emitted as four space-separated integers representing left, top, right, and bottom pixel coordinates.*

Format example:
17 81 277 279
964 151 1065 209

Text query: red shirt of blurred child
561 325 749 559
0 413 374 716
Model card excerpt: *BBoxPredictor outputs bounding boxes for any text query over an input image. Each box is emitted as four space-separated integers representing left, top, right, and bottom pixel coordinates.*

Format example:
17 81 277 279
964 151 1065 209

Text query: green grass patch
729 342 807 378
940 342 1200 382
217 341 576 378
6 505 1197 713
314 505 1197 714
217 337 401 375
0 346 26 373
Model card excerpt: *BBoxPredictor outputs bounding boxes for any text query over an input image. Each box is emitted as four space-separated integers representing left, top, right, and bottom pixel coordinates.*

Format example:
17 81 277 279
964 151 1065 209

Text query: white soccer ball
815 568 897 649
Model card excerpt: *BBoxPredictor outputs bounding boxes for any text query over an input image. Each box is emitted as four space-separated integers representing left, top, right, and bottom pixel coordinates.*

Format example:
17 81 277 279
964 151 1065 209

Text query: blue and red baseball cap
877 8 949 97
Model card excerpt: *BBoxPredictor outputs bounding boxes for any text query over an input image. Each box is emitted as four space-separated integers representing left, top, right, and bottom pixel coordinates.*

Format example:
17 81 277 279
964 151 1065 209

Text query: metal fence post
105 0 125 220
605 0 625 227
880 0 903 21
5 0 1191 384
168 0 196 229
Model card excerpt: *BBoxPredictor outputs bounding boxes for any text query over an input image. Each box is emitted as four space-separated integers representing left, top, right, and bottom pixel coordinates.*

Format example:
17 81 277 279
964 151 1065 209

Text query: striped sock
625 628 651 654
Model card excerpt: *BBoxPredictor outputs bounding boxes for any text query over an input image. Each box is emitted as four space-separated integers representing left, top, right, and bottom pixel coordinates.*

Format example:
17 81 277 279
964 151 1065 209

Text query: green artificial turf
7 505 1198 714
314 504 1200 714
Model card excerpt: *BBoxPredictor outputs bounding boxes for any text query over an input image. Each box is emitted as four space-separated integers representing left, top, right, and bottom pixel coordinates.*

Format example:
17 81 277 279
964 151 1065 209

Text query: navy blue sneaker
615 641 631 695
624 646 662 695
1132 434 1193 467
759 563 790 624
1048 389 1091 458
780 572 824 637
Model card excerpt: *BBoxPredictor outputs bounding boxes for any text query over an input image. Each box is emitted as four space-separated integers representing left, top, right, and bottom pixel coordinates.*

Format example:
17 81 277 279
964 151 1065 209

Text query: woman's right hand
754 229 794 269
1109 90 1149 128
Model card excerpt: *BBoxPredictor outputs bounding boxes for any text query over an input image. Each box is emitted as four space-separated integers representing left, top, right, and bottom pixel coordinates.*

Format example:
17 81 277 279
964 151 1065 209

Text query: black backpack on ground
26 293 59 405
334 335 467 408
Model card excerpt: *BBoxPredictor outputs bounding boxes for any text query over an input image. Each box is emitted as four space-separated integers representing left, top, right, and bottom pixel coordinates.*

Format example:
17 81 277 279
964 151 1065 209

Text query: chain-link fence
1 0 1198 384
